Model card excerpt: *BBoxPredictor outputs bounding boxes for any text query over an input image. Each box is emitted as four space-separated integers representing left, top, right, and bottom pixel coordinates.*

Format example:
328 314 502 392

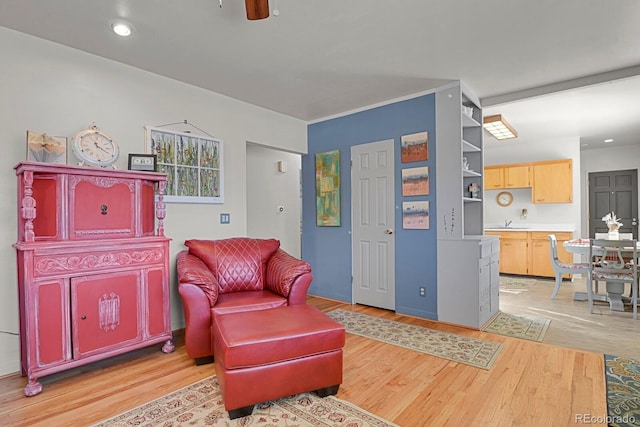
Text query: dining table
564 238 639 312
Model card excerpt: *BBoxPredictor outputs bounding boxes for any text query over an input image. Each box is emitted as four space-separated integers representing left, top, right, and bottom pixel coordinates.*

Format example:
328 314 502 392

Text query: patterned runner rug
326 309 502 370
482 311 551 342
92 376 397 427
604 354 640 427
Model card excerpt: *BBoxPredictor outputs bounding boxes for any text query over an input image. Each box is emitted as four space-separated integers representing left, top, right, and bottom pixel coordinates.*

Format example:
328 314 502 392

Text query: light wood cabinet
13 162 174 396
484 167 503 189
532 159 572 203
483 164 530 189
485 230 573 278
529 232 573 277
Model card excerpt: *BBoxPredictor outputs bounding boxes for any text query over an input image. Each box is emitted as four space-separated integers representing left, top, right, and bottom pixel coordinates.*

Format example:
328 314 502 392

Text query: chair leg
586 272 594 314
551 273 562 299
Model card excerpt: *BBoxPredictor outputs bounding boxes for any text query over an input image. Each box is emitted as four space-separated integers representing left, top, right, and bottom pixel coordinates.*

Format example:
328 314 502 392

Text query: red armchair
176 237 313 364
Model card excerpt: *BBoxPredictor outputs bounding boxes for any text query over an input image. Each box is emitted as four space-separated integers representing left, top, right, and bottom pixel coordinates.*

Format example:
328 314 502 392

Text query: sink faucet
504 220 512 228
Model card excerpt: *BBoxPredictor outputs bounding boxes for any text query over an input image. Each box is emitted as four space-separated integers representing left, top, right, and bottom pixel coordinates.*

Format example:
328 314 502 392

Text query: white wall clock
497 191 513 207
72 124 119 168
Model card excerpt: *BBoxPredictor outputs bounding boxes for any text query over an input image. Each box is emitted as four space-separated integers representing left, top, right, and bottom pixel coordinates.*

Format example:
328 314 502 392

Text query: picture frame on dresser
128 153 157 172
144 125 224 204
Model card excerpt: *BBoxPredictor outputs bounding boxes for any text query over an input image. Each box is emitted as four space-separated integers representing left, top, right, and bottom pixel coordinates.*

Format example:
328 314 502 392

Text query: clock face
73 128 119 167
497 191 513 207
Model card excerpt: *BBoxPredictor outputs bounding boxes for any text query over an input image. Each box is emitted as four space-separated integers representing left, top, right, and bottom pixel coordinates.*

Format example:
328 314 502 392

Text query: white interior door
351 140 395 310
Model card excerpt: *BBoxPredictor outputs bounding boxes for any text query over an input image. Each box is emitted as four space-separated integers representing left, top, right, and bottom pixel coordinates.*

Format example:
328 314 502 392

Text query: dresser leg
162 339 175 353
24 378 42 397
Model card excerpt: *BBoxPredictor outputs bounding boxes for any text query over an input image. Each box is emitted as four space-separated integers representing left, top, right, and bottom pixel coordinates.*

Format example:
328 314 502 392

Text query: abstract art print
316 149 341 226
145 125 223 203
401 131 428 163
402 200 429 229
402 166 429 196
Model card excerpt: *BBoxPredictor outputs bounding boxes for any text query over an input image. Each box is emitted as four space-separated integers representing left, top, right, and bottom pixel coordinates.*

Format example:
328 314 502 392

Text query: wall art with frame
402 200 430 229
144 126 223 204
315 149 341 226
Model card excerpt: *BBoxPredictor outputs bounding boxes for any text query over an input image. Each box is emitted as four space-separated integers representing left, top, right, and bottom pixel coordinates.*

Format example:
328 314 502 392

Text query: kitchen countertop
484 224 575 232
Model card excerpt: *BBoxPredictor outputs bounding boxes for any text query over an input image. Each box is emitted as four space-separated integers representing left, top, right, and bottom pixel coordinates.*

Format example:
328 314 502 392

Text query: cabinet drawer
69 175 135 240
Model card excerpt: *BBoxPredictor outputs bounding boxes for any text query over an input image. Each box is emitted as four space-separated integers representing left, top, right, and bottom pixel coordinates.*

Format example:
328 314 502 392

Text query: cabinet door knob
100 204 108 215
81 315 87 320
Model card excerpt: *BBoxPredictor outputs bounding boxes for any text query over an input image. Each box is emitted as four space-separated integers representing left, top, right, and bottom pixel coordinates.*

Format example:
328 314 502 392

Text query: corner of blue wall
302 94 438 320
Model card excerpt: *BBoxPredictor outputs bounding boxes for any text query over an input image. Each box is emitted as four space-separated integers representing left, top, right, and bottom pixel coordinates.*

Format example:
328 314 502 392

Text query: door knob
385 229 393 234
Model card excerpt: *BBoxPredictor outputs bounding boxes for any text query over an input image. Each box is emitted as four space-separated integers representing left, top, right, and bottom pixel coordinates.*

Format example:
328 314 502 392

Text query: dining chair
588 238 638 319
548 234 591 300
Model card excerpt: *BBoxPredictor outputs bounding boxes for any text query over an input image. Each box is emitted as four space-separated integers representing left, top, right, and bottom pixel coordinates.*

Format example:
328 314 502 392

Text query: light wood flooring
0 294 611 426
499 274 640 360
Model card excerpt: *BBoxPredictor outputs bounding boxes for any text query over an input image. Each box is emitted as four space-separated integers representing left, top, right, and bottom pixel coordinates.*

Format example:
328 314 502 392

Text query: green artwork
315 149 341 226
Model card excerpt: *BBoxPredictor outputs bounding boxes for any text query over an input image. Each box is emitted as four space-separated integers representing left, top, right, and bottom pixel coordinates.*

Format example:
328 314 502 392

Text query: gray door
351 139 395 310
588 169 638 237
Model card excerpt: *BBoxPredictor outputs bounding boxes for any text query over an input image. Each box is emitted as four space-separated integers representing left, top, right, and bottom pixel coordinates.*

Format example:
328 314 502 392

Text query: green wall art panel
316 149 341 226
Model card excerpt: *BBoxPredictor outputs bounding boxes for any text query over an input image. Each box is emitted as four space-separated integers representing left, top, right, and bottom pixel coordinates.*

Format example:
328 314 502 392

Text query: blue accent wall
303 94 438 319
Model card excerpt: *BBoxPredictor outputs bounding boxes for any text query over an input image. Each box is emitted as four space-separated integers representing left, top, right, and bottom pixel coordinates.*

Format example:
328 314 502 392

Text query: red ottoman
213 305 346 419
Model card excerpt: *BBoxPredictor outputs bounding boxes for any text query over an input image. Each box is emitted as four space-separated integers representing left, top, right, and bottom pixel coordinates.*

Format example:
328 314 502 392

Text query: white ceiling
1 0 640 150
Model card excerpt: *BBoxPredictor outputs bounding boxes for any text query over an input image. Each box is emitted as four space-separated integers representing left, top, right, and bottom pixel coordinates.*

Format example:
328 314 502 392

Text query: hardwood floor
0 295 609 426
499 274 640 360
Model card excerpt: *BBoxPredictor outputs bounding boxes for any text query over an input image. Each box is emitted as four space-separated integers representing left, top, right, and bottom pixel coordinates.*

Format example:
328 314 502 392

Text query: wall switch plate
220 213 230 224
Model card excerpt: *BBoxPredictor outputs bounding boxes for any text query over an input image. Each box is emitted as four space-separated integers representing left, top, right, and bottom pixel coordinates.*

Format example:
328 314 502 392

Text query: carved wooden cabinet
13 162 173 396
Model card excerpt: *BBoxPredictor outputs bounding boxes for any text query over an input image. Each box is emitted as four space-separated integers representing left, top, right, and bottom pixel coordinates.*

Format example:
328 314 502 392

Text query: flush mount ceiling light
483 114 518 140
111 22 132 37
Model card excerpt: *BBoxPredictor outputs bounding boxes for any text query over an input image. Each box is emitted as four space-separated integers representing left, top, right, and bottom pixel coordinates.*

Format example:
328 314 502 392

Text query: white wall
484 136 581 232
0 27 307 376
246 143 302 257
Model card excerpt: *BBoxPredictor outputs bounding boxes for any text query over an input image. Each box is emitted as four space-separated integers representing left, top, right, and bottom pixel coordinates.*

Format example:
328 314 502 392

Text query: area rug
482 311 550 342
326 309 501 370
92 376 398 427
499 276 536 295
604 354 640 427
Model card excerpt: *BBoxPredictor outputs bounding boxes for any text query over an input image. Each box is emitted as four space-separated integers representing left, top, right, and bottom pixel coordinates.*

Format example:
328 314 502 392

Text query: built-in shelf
463 169 482 177
462 113 481 128
462 140 481 152
463 197 482 202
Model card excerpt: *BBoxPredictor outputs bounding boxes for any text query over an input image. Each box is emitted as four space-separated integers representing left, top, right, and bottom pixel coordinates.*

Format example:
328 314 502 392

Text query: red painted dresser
13 161 174 396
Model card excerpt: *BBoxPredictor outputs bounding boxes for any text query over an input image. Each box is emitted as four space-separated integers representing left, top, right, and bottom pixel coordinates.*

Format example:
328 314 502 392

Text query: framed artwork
128 153 157 172
401 131 428 163
26 130 67 164
402 166 429 196
315 149 341 226
144 126 223 204
402 200 430 229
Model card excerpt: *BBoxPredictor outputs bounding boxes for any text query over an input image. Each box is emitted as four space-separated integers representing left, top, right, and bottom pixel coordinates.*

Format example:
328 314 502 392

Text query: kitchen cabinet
530 232 573 277
13 162 173 396
438 236 500 328
485 230 573 278
484 164 530 189
532 159 572 203
486 231 529 275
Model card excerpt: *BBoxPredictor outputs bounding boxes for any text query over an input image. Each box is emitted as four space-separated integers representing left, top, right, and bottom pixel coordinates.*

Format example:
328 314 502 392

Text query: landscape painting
400 131 428 163
402 166 429 196
402 200 429 229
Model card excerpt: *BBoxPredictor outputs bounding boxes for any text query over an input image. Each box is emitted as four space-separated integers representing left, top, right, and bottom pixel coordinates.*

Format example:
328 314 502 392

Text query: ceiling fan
218 0 271 20
245 0 270 20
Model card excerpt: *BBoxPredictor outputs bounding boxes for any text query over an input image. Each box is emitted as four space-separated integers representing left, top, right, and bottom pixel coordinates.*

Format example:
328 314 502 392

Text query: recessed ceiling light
604 139 614 143
112 22 132 37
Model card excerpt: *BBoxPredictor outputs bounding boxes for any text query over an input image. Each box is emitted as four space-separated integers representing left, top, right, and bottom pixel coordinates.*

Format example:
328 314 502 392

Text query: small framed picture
128 153 157 172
